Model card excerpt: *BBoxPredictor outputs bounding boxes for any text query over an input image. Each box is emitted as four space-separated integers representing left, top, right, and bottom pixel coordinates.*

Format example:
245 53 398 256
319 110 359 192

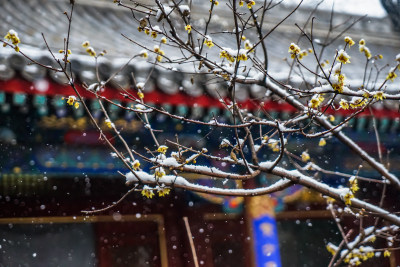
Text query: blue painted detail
253 215 281 267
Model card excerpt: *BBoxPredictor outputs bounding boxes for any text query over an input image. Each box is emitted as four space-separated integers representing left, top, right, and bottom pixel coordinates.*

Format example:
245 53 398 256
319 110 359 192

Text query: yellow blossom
74 102 80 109
141 186 155 198
138 92 144 99
326 243 337 256
344 36 355 46
156 55 163 62
132 160 140 170
151 31 157 38
328 115 335 122
204 36 214 48
363 46 372 59
86 47 96 57
339 99 349 110
219 50 235 63
359 39 365 46
386 72 397 82
155 167 166 179
350 97 367 109
308 48 313 53
247 0 255 8
337 50 351 64
157 145 168 154
319 138 326 147
66 96 76 105
82 41 90 48
161 37 167 44
288 43 301 56
185 24 192 34
241 36 246 40
301 151 310 162
244 40 254 52
237 51 248 61
141 51 148 58
343 191 354 205
373 91 386 101
384 250 391 257
239 0 244 7
309 98 321 109
59 49 64 53
105 119 112 129
349 177 359 193
144 28 150 35
4 30 20 46
268 142 280 152
158 187 171 197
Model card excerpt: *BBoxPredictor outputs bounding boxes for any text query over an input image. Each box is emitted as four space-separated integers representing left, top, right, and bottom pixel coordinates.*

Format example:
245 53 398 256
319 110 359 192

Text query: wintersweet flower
86 47 96 57
337 49 351 64
386 71 397 82
373 91 386 101
141 51 148 58
349 176 359 193
66 96 76 105
141 186 155 199
185 24 192 33
349 97 367 109
319 138 326 147
4 29 21 51
204 36 214 48
301 151 310 162
74 102 80 109
343 191 354 205
288 43 301 58
268 142 280 152
247 0 255 8
132 160 140 170
237 50 248 61
157 145 168 154
344 36 355 46
326 243 337 256
339 99 350 110
155 167 166 179
82 41 90 48
384 250 391 257
158 186 170 197
244 40 254 52
161 37 167 44
309 97 321 109
105 119 112 129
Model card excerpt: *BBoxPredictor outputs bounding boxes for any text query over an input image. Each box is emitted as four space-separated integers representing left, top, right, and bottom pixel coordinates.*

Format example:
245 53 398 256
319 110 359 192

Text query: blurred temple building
0 0 400 266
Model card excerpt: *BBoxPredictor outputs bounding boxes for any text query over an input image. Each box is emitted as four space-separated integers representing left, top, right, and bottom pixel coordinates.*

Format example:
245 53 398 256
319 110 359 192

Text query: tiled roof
0 0 399 110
